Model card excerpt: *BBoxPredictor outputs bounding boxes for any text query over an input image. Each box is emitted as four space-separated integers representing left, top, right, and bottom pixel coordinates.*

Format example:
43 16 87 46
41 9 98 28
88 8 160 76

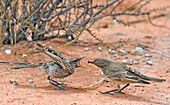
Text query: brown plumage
36 44 84 79
88 58 166 94
0 44 84 90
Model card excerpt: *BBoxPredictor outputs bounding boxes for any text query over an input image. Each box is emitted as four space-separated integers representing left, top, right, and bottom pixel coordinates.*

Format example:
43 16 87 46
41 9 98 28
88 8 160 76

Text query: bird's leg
118 83 130 93
47 76 63 85
99 83 130 94
47 76 68 90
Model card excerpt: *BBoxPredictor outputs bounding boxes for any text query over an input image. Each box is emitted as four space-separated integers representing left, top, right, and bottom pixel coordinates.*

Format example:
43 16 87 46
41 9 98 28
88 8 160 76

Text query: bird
0 44 84 90
88 58 166 94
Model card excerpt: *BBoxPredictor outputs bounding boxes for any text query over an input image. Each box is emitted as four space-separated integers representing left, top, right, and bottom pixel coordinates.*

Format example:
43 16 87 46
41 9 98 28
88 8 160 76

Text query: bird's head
68 57 85 68
88 58 110 68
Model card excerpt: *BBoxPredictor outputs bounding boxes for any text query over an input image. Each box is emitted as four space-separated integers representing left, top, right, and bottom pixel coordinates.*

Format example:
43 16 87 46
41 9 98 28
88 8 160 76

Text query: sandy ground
0 1 170 105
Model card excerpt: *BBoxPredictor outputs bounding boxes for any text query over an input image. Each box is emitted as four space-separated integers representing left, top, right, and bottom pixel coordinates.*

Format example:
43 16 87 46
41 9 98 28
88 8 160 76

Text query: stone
122 59 127 64
112 101 117 104
129 59 139 65
28 80 34 84
97 47 102 51
108 49 116 54
131 47 145 55
119 48 127 55
145 54 152 57
84 48 89 51
146 60 153 65
5 49 12 55
9 79 17 85
22 54 27 57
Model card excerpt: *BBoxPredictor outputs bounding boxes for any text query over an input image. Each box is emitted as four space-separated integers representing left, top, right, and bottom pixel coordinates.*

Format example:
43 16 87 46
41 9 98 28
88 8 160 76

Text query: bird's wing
36 44 73 74
106 63 150 84
36 44 66 63
125 66 165 82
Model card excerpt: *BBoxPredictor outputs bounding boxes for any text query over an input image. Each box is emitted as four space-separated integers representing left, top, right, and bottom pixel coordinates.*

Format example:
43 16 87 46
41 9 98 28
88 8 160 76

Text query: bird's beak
88 61 94 64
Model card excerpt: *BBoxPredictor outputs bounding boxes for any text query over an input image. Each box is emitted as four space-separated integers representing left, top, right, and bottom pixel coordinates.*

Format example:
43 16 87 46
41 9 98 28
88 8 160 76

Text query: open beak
77 60 86 68
88 61 94 64
77 57 86 68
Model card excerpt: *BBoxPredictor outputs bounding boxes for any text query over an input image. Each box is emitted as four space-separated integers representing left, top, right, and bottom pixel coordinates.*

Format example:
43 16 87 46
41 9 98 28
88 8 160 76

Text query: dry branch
0 0 169 45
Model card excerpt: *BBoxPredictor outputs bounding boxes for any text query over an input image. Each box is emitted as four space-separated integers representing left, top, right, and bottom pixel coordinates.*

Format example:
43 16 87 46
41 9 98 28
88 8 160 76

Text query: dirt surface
1 2 170 105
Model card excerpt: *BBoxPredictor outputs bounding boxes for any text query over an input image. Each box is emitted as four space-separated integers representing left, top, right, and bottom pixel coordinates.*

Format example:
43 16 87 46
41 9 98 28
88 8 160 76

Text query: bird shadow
14 83 90 94
13 84 168 105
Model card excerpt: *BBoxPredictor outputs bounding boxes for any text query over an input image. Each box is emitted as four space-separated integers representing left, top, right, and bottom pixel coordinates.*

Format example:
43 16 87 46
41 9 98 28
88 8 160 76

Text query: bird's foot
99 89 125 94
58 82 67 87
114 89 125 94
49 81 68 90
55 86 68 90
99 91 112 94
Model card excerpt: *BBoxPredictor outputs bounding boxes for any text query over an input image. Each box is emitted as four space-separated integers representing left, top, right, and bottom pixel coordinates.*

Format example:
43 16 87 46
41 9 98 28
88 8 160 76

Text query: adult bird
88 58 166 94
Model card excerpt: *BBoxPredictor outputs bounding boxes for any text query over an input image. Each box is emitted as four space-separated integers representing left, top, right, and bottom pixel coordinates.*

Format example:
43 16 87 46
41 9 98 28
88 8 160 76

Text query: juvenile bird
88 58 166 94
1 44 84 90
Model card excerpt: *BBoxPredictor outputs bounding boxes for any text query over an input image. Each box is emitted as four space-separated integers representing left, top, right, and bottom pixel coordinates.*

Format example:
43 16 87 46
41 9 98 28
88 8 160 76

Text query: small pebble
113 17 120 25
122 59 127 64
113 54 119 58
146 60 153 65
28 80 34 84
70 102 77 105
42 90 46 93
112 101 117 104
119 48 126 55
145 54 151 57
13 91 17 94
26 36 33 41
22 54 27 57
84 48 89 51
97 47 102 51
26 92 31 95
129 59 139 65
5 49 12 55
108 49 116 54
9 79 17 85
131 47 145 55
146 57 150 61
30 84 36 88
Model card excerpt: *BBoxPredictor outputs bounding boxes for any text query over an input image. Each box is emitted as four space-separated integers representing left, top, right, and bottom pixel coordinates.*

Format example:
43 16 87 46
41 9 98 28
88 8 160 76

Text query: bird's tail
143 76 166 82
0 61 43 70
